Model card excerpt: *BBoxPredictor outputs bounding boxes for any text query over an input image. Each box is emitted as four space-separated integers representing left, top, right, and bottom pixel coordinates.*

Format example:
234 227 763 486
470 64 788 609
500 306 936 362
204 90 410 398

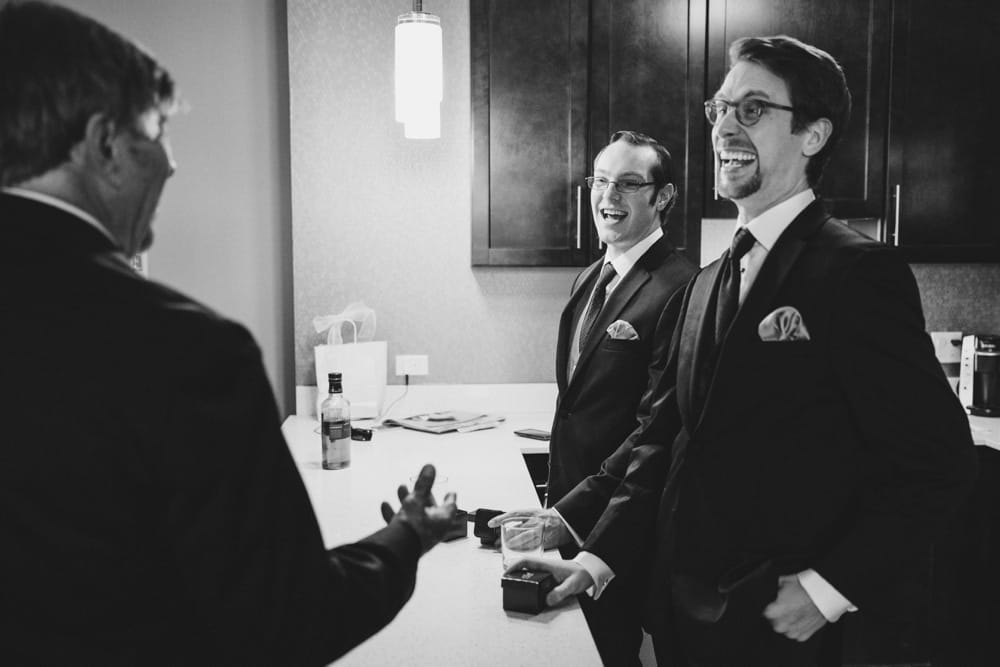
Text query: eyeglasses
703 98 796 127
585 176 656 194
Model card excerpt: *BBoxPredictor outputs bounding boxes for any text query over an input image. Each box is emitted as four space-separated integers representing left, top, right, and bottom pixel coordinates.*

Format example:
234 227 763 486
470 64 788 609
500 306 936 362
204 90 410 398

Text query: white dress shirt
564 189 857 622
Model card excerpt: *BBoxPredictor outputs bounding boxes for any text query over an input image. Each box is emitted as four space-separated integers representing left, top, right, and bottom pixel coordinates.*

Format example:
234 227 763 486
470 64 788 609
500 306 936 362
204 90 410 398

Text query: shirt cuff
551 507 585 547
797 569 858 622
573 551 616 600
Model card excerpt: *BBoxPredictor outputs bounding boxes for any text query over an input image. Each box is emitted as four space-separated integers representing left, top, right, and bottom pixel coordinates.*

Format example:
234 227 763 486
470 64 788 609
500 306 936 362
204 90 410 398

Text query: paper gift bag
314 340 387 419
313 301 386 419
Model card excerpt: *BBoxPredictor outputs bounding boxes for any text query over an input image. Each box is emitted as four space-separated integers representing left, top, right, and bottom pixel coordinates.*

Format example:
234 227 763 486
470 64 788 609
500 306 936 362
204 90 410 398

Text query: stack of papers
384 410 506 434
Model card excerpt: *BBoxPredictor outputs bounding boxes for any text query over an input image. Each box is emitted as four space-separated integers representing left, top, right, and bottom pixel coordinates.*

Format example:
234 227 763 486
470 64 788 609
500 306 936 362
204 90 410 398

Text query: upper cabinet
471 0 998 266
471 0 701 266
885 0 1000 261
470 0 591 266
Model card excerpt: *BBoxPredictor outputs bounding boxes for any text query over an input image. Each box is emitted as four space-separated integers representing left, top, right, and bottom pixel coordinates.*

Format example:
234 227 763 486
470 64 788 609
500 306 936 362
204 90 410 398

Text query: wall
62 0 295 413
288 0 577 387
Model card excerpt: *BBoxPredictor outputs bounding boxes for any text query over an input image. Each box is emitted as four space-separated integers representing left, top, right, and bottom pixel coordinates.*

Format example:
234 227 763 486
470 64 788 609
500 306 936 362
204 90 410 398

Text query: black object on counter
350 427 372 441
467 508 504 545
502 569 555 614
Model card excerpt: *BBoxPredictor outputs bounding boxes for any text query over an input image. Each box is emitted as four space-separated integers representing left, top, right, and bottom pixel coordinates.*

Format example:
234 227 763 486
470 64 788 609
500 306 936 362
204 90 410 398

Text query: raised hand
380 463 457 553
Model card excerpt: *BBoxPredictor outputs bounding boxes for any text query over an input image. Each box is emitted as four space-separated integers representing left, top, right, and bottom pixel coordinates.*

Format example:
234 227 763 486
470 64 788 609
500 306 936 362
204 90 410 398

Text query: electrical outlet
395 354 429 376
929 331 963 364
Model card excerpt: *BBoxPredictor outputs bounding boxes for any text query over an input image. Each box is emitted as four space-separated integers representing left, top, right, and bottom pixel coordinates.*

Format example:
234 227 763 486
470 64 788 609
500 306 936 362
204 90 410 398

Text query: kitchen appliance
959 334 1000 417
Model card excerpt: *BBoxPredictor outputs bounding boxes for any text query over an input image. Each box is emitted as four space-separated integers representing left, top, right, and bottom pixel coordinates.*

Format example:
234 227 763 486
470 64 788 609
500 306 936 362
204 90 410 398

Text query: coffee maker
959 334 1000 417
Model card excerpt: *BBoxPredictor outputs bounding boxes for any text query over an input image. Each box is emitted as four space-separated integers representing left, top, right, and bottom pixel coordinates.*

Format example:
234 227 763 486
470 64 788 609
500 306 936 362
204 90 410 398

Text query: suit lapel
556 260 601 391
677 258 726 427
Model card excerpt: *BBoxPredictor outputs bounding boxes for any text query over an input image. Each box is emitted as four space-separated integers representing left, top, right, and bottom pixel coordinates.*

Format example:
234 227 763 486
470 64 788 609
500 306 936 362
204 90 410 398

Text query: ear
801 117 833 158
656 183 676 209
72 113 125 187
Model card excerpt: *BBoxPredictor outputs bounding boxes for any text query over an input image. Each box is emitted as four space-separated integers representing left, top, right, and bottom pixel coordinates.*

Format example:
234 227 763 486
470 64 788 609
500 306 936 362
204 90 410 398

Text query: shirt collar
735 189 815 251
1 186 119 246
604 226 663 278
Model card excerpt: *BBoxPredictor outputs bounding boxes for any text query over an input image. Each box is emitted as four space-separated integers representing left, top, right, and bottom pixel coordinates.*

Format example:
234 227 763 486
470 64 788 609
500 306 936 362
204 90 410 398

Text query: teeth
601 208 626 220
719 149 755 162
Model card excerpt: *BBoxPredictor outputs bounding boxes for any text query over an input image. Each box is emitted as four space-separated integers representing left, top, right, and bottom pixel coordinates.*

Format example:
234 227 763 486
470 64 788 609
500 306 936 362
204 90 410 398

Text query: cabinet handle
576 186 582 250
893 184 901 247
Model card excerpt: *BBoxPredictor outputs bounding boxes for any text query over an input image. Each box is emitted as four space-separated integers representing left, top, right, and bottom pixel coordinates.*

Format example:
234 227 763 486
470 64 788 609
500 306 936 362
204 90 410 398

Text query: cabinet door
470 0 591 266
702 0 892 221
589 0 705 262
886 0 1000 261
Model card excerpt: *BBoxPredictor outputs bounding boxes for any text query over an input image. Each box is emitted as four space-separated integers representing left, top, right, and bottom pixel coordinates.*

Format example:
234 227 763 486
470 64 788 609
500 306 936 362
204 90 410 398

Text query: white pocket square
758 306 810 342
606 320 639 341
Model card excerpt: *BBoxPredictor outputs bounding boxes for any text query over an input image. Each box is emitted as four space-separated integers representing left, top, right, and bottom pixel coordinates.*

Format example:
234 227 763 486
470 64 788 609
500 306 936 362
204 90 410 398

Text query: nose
601 183 622 202
713 105 741 139
160 136 177 177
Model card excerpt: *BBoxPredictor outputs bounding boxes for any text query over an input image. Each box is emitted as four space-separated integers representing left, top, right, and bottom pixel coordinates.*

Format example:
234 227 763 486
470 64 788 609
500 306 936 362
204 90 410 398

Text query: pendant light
394 1 442 139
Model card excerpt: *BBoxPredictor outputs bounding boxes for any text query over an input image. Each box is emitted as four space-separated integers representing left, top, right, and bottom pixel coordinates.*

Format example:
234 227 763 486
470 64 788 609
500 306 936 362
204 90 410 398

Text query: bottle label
323 420 351 439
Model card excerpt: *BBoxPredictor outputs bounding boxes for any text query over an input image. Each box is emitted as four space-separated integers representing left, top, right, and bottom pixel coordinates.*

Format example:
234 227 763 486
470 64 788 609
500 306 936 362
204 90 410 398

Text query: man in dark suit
0 2 455 664
546 130 695 665
497 36 977 666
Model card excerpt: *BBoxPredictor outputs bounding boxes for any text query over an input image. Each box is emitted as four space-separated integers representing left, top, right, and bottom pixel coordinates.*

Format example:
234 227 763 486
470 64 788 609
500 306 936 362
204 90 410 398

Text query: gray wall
60 1 1000 409
62 0 295 413
288 0 577 387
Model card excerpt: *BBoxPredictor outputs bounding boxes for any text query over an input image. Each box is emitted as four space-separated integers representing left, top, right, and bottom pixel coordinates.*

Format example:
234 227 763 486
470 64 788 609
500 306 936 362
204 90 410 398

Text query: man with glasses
496 35 975 666
546 131 695 665
0 2 456 663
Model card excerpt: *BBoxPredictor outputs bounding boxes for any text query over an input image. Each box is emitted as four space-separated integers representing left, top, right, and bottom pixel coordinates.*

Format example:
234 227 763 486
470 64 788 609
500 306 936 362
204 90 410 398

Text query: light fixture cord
413 0 422 12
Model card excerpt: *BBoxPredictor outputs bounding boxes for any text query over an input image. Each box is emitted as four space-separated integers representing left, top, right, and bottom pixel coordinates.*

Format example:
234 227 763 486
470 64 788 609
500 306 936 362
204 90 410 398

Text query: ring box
501 569 555 614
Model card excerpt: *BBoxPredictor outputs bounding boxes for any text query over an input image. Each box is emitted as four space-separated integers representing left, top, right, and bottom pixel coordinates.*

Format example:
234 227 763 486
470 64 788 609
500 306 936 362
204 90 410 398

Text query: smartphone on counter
513 428 550 441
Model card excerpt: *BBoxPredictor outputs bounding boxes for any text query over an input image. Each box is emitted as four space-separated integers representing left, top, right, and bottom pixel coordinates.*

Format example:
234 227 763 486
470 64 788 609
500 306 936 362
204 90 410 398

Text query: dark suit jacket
0 194 422 665
556 200 977 625
547 235 695 507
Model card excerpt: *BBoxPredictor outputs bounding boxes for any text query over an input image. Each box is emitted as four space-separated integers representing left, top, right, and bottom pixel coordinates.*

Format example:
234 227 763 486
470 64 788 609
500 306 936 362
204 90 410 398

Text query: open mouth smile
600 207 627 222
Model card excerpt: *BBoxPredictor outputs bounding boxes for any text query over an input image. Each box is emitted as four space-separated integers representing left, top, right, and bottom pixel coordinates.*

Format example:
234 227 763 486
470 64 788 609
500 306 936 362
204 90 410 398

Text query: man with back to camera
494 35 977 666
546 130 696 665
0 2 456 664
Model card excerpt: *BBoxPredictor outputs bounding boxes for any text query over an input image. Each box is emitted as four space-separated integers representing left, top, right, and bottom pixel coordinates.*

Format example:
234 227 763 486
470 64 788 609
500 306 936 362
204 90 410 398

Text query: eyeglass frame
584 176 658 194
703 97 796 127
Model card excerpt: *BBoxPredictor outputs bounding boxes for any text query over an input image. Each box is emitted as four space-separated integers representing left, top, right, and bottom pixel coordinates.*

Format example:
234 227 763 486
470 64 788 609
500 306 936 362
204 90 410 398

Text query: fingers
396 484 408 505
441 491 457 510
411 463 436 497
487 508 541 529
380 501 394 525
547 570 593 606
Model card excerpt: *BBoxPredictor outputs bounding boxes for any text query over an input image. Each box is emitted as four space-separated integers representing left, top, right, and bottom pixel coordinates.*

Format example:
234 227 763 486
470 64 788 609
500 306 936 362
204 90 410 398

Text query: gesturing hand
763 575 828 641
380 463 457 553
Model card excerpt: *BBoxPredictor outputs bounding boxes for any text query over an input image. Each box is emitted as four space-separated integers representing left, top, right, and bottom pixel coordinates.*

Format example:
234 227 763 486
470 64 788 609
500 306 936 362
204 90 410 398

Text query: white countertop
281 414 599 666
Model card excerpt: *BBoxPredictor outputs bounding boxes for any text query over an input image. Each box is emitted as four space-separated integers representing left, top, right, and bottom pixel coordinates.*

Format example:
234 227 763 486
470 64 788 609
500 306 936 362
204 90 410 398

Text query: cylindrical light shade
395 11 442 139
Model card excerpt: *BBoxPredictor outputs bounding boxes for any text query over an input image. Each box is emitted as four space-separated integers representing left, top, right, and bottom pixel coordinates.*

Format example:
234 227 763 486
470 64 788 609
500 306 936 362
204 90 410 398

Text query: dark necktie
715 226 756 343
579 262 617 352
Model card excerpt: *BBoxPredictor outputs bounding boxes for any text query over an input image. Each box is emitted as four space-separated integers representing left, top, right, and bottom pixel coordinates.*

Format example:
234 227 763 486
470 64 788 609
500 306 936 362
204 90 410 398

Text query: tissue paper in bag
313 302 386 419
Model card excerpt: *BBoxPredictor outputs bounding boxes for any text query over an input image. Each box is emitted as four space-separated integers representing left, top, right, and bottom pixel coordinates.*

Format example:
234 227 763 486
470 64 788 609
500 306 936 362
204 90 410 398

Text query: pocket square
606 320 639 341
758 306 810 342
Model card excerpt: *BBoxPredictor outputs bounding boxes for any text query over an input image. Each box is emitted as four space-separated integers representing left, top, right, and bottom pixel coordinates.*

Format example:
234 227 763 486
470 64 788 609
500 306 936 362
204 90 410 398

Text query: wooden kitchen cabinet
472 0 998 266
701 0 892 221
885 0 1000 261
470 0 702 266
470 0 591 266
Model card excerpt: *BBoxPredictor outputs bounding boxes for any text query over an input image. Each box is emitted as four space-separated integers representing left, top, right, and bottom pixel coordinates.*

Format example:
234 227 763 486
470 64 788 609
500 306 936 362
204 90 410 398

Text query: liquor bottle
321 372 351 470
